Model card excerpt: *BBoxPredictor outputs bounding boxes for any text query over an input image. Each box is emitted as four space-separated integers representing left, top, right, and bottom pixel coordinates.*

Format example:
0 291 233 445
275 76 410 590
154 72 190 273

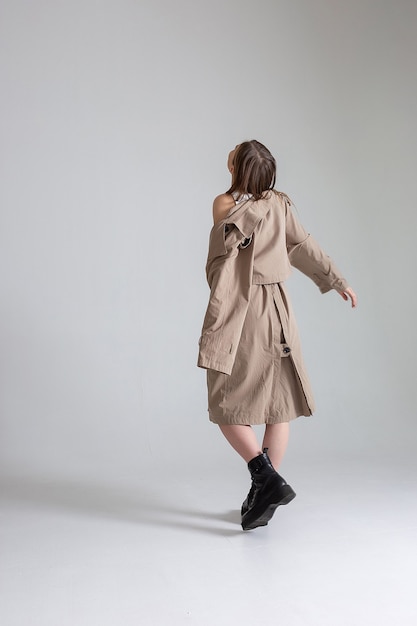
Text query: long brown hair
226 140 276 201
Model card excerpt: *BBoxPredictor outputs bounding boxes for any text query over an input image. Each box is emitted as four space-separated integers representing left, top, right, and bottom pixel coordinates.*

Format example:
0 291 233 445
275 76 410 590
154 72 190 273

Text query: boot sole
241 484 296 531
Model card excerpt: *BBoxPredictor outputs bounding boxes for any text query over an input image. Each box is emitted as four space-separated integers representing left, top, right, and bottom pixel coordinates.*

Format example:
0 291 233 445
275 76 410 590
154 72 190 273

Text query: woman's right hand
339 287 357 308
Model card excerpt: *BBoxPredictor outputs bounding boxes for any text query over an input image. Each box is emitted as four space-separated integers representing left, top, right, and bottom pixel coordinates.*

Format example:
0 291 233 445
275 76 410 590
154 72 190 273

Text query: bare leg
219 424 262 463
261 423 290 469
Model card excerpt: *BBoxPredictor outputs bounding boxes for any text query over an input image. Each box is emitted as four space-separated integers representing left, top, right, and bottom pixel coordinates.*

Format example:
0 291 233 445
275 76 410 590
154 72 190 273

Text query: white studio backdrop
0 0 416 482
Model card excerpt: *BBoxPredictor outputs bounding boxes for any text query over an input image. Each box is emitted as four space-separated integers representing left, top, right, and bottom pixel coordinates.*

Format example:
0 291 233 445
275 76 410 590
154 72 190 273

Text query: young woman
198 140 357 531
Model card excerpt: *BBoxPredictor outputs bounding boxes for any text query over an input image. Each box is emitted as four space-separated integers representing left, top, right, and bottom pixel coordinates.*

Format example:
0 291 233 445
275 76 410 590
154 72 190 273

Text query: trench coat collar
224 192 274 238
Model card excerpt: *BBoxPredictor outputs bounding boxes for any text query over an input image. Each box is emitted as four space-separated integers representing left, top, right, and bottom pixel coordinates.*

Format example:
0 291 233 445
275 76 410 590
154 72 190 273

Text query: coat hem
208 410 313 425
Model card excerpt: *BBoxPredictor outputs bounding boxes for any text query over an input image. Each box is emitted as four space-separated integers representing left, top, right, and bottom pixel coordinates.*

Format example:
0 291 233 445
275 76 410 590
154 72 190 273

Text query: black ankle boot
241 449 296 531
240 449 282 517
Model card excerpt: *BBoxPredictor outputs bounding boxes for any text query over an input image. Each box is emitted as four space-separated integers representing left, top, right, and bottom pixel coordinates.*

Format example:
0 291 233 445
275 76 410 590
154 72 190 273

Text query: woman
198 140 357 531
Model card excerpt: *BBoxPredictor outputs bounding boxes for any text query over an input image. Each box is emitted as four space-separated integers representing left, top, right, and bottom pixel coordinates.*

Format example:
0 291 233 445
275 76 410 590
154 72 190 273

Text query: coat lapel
225 194 273 238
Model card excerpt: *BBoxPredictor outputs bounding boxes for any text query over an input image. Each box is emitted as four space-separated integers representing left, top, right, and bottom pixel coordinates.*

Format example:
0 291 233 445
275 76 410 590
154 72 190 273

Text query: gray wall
1 0 416 480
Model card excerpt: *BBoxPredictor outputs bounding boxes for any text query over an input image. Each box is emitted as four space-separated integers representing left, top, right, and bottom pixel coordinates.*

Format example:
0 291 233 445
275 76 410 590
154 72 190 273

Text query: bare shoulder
212 193 235 224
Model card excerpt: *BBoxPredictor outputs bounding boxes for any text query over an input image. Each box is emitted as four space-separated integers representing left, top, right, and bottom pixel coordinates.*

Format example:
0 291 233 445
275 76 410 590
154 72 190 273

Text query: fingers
348 288 357 308
346 287 357 308
339 287 357 308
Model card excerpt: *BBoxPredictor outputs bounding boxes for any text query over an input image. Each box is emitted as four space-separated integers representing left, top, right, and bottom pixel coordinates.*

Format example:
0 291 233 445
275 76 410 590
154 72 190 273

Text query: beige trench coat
197 190 348 424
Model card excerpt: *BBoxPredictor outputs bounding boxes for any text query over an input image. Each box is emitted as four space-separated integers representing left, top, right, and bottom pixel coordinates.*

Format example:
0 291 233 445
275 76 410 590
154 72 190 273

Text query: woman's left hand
339 287 357 308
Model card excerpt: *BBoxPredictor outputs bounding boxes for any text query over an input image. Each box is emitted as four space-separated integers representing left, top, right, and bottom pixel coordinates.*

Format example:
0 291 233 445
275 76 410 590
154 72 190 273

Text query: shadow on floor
0 472 245 537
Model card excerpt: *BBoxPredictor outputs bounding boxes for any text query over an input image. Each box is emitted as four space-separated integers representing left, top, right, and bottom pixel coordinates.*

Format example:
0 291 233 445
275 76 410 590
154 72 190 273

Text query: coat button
283 346 291 354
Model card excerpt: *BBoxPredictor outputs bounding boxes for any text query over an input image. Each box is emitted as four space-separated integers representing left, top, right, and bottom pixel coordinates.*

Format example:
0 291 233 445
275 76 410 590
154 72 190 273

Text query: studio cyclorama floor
0 457 416 626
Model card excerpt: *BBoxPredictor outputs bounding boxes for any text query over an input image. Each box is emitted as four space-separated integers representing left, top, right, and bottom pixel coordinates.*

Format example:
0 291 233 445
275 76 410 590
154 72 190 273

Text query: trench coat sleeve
197 223 254 375
285 198 349 294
